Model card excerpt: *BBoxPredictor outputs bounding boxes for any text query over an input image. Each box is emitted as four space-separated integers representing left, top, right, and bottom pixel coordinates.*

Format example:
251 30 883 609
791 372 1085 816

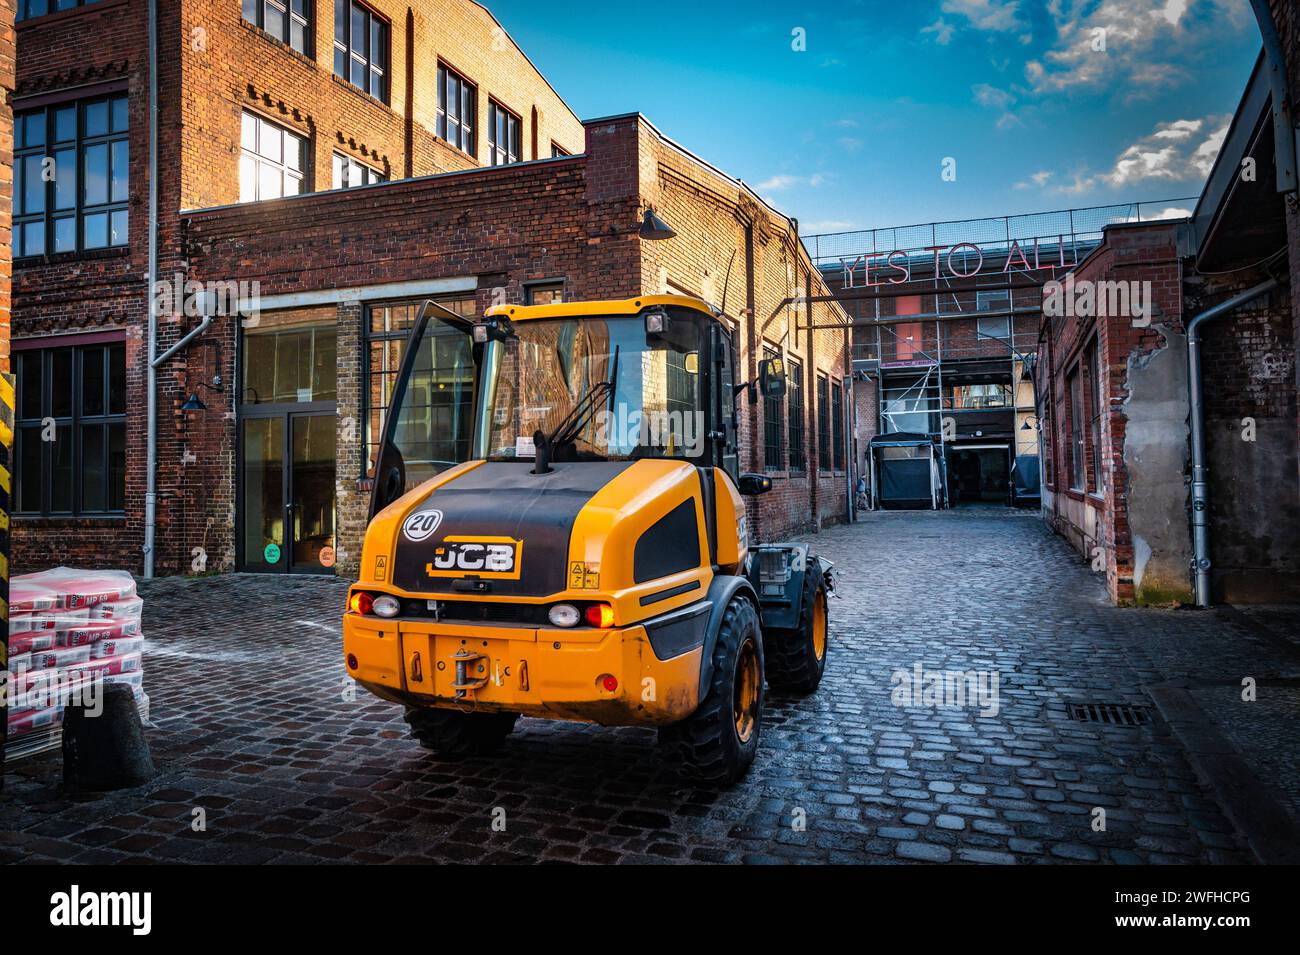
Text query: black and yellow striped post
0 370 12 784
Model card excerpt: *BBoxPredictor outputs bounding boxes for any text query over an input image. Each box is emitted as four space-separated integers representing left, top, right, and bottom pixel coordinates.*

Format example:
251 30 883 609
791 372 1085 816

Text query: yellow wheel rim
733 638 760 743
812 590 828 661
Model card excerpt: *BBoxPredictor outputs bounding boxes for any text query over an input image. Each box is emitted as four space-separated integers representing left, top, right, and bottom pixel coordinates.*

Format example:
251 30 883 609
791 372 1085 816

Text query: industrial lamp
181 377 224 415
639 207 676 241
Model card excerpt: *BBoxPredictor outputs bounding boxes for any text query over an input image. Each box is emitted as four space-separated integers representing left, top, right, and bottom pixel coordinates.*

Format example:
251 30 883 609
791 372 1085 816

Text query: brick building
10 0 849 577
1038 32 1300 605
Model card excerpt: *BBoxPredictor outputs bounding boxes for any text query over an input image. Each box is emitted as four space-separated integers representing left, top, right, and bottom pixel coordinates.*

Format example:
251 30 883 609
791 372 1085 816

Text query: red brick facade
9 0 850 577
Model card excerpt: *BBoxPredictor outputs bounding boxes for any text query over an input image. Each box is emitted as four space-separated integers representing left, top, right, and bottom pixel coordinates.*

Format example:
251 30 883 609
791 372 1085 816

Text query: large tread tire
404 707 519 760
763 562 829 695
659 595 764 786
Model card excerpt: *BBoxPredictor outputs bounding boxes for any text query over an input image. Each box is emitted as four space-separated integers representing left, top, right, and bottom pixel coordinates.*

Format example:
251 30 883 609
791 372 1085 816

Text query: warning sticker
568 561 585 590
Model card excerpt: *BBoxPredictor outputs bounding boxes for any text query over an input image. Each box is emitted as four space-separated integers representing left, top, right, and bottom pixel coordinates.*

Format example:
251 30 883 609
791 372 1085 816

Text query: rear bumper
343 613 702 726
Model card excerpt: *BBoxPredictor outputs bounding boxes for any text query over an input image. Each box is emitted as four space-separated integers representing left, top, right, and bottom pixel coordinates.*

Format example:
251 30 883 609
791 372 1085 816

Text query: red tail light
584 603 615 628
601 674 619 692
349 592 375 615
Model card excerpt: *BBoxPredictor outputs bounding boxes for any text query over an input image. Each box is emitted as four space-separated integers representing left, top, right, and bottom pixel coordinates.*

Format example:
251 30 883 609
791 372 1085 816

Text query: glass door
241 416 286 571
289 413 337 572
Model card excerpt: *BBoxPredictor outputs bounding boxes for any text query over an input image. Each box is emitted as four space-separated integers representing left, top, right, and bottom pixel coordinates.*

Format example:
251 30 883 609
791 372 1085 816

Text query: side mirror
738 472 772 496
759 357 787 399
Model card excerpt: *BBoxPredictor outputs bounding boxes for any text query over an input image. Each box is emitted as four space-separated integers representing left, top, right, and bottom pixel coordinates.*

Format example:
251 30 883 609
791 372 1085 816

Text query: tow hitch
450 648 490 698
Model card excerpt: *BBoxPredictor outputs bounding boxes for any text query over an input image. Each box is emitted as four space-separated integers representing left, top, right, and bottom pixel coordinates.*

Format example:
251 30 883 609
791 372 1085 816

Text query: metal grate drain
1067 702 1152 727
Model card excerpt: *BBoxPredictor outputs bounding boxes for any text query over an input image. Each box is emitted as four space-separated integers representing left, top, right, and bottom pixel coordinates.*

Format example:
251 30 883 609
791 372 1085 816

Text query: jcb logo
426 536 523 580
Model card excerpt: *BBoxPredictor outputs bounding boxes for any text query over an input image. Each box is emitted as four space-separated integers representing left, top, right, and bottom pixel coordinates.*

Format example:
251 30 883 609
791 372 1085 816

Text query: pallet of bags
5 567 148 762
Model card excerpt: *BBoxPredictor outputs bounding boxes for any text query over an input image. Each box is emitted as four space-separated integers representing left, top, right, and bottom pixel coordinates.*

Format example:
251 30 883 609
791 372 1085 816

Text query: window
946 382 1011 410
332 152 385 189
18 0 106 21
817 374 830 471
551 142 570 158
242 318 337 405
15 94 129 257
488 102 520 166
831 381 845 471
1088 337 1104 494
525 282 564 306
1068 365 1085 491
334 0 388 101
437 64 476 155
15 342 126 515
365 296 477 476
1040 407 1054 486
240 112 305 202
763 345 784 471
242 0 308 54
787 359 805 472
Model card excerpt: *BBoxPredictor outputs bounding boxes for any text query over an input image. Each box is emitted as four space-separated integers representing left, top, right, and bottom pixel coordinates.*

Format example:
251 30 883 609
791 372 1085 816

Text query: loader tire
660 595 764 786
763 562 828 695
404 708 519 760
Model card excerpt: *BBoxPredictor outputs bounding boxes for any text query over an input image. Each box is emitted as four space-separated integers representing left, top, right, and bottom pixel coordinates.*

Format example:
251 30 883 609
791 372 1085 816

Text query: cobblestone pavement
3 509 1298 864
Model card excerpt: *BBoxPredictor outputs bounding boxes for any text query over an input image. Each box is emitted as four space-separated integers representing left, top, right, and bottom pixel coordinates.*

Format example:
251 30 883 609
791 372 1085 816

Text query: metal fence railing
805 199 1197 270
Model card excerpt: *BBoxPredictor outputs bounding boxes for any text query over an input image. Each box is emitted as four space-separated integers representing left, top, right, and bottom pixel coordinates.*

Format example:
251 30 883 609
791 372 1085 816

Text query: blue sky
486 0 1259 236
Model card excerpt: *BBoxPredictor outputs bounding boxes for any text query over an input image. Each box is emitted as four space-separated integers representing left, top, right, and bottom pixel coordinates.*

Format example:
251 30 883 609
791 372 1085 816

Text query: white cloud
1025 0 1247 97
972 82 1015 110
942 0 1025 32
1147 206 1192 220
922 18 956 45
758 173 829 192
1013 170 1054 189
1032 115 1229 194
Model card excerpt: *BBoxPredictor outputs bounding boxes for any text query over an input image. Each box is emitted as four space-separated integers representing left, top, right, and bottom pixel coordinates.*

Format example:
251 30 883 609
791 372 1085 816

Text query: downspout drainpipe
143 0 159 578
1249 0 1298 194
1187 278 1279 607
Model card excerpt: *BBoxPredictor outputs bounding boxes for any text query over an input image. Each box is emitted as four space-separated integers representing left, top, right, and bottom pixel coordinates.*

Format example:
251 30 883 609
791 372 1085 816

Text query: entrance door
240 411 336 572
946 444 1011 506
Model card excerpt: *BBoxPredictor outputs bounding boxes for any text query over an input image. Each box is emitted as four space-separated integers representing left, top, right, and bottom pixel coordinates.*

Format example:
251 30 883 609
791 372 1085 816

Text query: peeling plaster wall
1120 323 1193 604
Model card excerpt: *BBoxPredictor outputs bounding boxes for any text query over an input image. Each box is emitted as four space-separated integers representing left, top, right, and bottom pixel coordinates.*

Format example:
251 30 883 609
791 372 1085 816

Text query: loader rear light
600 674 618 693
372 594 401 618
347 654 358 671
548 603 581 628
348 592 375 615
584 603 615 628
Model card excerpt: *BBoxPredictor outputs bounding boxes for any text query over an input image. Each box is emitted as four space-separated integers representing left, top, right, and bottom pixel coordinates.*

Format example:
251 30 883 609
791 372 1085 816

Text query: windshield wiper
532 346 619 475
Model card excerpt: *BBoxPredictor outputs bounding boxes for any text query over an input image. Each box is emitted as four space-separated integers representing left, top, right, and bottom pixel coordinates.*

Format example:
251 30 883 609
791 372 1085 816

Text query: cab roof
484 294 720 322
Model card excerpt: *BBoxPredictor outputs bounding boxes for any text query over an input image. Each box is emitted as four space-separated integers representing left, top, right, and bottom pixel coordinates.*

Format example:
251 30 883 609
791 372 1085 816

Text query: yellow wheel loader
343 296 833 784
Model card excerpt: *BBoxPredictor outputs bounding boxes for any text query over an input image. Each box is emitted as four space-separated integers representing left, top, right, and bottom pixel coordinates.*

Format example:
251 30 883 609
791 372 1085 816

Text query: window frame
362 295 478 478
551 142 570 158
436 63 477 156
331 151 385 189
831 380 845 472
240 110 307 203
334 0 389 103
14 341 127 517
787 358 805 472
1067 363 1085 492
762 344 784 472
242 0 310 54
524 281 565 306
1087 336 1105 496
487 100 521 166
817 373 831 472
18 0 107 22
14 93 130 259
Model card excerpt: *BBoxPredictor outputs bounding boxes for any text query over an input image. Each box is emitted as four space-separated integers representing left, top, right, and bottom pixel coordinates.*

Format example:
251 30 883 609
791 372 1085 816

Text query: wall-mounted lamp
639 207 677 241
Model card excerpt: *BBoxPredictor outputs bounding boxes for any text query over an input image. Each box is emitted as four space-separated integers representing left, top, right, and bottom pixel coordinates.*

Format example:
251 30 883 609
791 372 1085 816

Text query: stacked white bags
6 567 147 758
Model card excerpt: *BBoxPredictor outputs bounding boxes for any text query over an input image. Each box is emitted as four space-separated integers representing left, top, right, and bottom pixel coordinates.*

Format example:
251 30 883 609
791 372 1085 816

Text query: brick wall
9 0 586 575
1041 222 1188 604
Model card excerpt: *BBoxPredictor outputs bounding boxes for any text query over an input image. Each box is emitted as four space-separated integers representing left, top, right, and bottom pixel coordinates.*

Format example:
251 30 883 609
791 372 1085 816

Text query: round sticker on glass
264 543 281 564
319 546 336 568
